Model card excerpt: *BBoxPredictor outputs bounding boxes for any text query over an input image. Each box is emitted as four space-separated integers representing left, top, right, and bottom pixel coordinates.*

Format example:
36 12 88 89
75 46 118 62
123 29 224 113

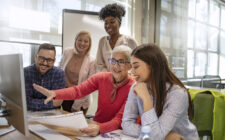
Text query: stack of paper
29 124 72 140
76 130 138 140
28 111 88 129
27 109 63 117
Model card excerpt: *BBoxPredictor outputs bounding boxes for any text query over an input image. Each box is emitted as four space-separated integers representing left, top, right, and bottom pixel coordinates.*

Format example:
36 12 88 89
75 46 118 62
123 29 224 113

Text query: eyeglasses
108 58 130 66
37 55 55 64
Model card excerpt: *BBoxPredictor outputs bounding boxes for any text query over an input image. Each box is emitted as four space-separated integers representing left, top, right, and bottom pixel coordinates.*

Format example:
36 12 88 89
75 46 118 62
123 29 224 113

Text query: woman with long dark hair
122 43 199 140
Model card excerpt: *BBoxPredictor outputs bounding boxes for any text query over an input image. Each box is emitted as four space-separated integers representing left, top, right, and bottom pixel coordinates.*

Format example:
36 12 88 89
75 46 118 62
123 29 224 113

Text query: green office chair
191 91 214 140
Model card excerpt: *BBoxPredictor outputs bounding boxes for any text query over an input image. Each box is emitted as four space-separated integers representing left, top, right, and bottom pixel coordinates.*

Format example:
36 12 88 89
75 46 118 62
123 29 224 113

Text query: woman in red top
33 45 135 136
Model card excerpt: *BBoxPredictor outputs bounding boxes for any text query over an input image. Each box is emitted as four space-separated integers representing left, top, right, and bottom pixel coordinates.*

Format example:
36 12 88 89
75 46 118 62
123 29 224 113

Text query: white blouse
96 35 137 73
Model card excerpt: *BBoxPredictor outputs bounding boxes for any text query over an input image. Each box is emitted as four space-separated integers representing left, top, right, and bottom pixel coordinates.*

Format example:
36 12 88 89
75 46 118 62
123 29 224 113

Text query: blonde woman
60 31 95 114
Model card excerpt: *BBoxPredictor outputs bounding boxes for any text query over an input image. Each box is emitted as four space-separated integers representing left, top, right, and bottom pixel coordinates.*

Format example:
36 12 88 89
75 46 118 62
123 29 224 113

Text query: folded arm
122 86 188 140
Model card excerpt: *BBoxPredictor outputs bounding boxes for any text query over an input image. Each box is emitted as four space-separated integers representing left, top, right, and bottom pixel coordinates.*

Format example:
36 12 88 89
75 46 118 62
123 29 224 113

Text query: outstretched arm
33 84 56 104
24 71 54 111
33 73 100 105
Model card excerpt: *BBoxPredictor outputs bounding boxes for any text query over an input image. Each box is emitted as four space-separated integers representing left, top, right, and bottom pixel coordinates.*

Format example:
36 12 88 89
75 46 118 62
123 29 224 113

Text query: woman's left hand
134 82 153 112
80 124 100 136
133 82 150 100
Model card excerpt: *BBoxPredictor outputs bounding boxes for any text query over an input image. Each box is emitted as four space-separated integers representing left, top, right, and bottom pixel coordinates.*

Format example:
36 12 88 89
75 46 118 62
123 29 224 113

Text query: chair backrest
200 75 222 89
191 91 214 138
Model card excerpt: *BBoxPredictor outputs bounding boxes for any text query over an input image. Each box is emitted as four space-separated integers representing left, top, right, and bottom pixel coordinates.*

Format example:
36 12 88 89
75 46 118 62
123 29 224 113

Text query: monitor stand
0 107 8 117
0 99 13 136
0 97 8 117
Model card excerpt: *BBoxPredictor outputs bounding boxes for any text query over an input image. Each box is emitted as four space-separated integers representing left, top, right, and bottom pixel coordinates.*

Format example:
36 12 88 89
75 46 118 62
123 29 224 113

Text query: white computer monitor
0 54 29 136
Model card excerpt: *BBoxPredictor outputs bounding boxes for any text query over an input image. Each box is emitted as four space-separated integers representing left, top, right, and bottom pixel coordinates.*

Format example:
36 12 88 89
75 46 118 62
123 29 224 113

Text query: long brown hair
131 43 193 119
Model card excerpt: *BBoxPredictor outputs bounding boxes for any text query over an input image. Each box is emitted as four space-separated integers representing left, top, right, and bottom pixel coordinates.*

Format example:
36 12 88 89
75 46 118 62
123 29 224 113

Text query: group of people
25 3 199 140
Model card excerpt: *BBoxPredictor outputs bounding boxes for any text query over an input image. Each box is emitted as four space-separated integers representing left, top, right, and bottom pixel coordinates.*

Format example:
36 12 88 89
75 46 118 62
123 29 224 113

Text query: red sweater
54 72 135 134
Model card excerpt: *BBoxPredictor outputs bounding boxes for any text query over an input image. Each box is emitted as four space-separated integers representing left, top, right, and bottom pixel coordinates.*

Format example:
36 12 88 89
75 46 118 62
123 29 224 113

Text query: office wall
62 9 107 57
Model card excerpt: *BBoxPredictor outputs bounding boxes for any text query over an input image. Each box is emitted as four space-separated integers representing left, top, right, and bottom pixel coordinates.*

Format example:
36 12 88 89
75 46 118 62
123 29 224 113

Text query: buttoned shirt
24 64 65 111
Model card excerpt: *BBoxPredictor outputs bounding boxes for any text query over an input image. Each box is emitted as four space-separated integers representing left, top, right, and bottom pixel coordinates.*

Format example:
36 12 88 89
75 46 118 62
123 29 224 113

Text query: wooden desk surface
0 109 80 140
0 129 41 140
0 128 80 140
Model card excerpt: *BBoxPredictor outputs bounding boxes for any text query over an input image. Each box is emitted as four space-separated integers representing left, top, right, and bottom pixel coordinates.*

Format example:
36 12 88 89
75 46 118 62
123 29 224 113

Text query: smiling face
109 52 130 83
75 34 90 55
104 16 120 36
34 49 55 75
131 56 151 83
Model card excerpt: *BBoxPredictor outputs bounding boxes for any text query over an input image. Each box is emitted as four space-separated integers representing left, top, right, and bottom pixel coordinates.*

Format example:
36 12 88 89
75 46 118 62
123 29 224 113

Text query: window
0 42 31 67
159 0 224 79
187 0 223 78
0 0 133 66
159 0 188 79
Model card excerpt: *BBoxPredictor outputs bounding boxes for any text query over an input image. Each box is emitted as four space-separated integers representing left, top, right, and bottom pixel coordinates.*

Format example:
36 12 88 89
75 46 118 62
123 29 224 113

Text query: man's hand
80 124 100 136
165 131 185 140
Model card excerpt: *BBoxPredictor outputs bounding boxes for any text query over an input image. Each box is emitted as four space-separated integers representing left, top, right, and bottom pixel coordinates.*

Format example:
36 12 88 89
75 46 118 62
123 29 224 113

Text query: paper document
76 129 138 140
27 109 63 117
28 111 88 129
0 125 15 136
29 124 71 140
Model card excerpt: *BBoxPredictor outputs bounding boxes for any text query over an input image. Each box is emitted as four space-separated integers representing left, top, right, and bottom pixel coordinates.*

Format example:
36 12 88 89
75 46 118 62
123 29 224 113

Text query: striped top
122 82 199 140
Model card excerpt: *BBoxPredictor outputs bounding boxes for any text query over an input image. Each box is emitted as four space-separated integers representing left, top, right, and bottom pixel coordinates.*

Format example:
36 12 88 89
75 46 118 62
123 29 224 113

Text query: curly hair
99 3 125 22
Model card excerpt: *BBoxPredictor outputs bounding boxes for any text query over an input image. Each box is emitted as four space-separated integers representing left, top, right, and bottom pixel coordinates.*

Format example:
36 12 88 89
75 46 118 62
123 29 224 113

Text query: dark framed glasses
37 55 55 64
108 58 130 66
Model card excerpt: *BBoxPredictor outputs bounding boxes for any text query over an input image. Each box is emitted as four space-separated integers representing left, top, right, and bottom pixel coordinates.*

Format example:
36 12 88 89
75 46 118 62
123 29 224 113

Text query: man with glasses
24 43 65 111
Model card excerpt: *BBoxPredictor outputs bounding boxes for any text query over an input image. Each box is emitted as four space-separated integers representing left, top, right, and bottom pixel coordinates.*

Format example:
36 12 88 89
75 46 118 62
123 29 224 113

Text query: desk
0 128 80 140
0 110 137 140
210 81 225 88
0 109 79 140
0 129 42 140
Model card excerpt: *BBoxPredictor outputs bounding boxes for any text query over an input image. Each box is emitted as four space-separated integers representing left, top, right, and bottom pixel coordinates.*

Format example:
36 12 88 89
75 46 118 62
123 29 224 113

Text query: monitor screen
0 54 29 136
